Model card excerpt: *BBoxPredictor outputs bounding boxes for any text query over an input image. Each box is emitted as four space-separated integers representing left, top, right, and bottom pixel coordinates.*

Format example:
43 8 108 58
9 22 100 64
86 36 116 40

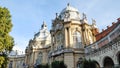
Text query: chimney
102 29 104 31
117 18 120 22
112 22 115 25
107 26 110 28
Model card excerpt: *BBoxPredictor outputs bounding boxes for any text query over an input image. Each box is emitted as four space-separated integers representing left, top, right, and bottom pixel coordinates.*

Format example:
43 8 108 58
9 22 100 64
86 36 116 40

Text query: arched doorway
103 57 114 68
9 61 13 68
117 52 120 65
93 61 100 68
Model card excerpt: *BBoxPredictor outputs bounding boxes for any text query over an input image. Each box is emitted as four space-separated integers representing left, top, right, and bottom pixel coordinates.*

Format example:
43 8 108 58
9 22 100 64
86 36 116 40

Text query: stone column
25 54 28 64
83 29 88 45
85 30 90 45
113 55 119 68
65 28 68 48
43 51 48 64
99 60 104 68
30 53 33 67
51 34 54 51
33 52 35 64
13 59 16 68
32 52 34 65
33 51 37 64
68 27 72 47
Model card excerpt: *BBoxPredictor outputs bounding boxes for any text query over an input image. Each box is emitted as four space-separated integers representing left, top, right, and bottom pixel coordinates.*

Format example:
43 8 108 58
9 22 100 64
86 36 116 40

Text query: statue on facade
83 13 87 20
92 19 97 28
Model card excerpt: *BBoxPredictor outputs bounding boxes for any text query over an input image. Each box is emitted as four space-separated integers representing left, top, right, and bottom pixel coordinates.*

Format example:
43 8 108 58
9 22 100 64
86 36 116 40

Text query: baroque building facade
49 4 98 68
25 22 51 68
25 4 98 68
25 4 120 68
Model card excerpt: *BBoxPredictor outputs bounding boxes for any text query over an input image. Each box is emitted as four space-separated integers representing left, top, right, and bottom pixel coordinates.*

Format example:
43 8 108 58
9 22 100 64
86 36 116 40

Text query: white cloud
13 45 23 51
12 45 25 55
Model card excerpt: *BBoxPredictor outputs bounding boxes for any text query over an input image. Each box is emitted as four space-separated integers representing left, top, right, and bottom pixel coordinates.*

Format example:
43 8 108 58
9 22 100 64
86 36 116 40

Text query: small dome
34 22 51 41
9 46 24 56
59 3 80 21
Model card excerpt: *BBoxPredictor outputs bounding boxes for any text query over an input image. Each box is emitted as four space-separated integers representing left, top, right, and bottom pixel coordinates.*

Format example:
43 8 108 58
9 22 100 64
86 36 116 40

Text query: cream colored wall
62 20 96 48
25 16 96 68
64 53 74 68
50 20 85 68
8 56 25 68
82 24 96 46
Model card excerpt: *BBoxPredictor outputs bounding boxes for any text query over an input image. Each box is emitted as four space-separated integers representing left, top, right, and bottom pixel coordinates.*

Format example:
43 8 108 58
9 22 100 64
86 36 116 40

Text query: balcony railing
85 35 120 57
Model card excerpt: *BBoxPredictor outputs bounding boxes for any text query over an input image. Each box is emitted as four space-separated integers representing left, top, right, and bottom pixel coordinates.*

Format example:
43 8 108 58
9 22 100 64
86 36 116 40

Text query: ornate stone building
25 22 51 68
25 4 99 68
8 49 25 68
49 4 98 68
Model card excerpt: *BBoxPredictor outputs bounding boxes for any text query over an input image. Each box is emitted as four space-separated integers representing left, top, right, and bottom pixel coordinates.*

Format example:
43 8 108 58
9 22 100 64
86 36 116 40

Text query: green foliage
0 6 14 68
0 53 9 68
51 61 67 68
36 61 67 68
51 61 59 68
36 63 49 68
0 56 5 67
59 61 67 68
81 59 96 68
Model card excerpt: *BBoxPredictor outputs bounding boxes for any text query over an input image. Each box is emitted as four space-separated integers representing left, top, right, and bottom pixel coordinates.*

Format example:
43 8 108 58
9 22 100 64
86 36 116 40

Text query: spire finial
41 21 47 29
43 21 45 24
67 3 70 6
92 18 96 24
56 13 58 18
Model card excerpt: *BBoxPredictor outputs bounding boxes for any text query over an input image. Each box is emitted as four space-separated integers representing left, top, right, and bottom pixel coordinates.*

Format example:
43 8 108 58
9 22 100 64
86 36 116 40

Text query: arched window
73 31 82 48
9 61 13 68
103 57 114 68
56 32 64 50
36 52 43 65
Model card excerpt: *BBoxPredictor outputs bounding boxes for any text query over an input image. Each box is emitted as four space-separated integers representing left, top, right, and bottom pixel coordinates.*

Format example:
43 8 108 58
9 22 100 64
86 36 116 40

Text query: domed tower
51 4 83 49
32 21 51 48
34 21 51 43
59 3 81 22
50 4 84 68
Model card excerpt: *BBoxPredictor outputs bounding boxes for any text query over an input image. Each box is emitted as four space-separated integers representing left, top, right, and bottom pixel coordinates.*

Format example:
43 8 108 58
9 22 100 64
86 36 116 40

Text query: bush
36 63 49 68
51 61 67 68
36 61 67 68
81 59 96 68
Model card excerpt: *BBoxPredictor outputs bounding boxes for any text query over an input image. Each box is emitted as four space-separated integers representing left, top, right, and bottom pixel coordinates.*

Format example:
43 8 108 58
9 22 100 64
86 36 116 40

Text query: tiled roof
95 18 120 41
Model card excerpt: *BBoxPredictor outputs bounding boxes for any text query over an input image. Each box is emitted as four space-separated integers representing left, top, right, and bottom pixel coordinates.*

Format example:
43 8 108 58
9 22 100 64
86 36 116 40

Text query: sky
0 0 120 52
